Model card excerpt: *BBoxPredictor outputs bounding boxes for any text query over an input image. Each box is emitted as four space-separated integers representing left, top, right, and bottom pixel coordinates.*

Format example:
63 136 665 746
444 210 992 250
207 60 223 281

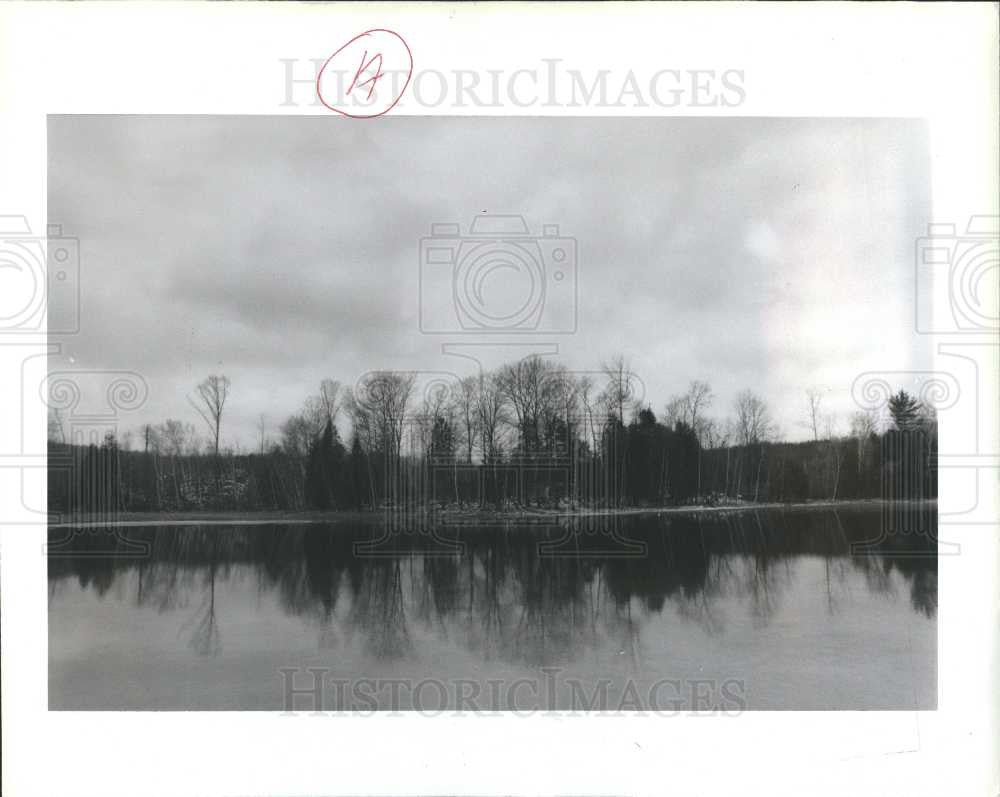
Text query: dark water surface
48 507 936 710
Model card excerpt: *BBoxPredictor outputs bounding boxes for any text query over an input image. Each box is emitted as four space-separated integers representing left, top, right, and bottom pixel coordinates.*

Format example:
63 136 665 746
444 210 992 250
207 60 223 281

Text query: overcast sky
49 115 932 449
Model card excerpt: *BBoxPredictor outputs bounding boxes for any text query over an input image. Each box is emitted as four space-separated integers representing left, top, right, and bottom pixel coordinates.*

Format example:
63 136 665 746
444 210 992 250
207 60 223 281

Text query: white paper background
1 3 997 796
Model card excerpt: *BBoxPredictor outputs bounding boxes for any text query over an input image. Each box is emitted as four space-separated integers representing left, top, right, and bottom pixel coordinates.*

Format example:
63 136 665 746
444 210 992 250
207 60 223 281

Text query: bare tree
317 378 341 426
684 380 714 441
579 374 607 454
663 395 686 429
476 371 509 462
414 381 461 504
279 379 345 458
348 371 417 460
191 375 230 458
850 409 877 439
415 380 452 457
299 379 341 442
546 364 581 449
161 419 194 456
601 355 636 425
498 355 551 454
47 408 66 443
719 417 739 497
159 418 194 505
346 372 416 507
256 413 268 455
452 375 480 464
142 423 159 454
184 433 203 456
849 408 879 474
822 412 846 500
669 380 714 498
734 389 773 446
280 413 312 457
701 418 722 449
804 388 823 442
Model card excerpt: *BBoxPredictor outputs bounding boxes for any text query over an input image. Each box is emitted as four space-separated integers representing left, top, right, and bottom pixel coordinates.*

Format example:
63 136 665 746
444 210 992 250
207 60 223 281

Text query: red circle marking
316 29 413 119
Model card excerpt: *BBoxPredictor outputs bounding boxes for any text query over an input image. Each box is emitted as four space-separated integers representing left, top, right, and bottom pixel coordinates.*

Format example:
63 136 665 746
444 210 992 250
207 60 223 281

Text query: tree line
47 357 937 515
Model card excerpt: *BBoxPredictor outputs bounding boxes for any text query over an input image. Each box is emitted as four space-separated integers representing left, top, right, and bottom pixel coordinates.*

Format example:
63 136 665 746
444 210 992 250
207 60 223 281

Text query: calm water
48 507 936 710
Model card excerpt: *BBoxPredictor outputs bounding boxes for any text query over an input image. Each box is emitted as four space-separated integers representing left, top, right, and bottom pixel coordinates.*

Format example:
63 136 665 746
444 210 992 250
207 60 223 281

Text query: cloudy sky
49 115 931 448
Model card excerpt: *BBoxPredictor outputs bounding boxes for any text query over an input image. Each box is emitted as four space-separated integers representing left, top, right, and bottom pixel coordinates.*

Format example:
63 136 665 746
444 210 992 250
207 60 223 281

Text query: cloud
49 116 932 446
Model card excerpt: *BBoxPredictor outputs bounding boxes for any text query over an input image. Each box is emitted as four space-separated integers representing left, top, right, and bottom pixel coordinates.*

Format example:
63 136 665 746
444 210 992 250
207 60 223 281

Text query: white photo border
1 3 997 797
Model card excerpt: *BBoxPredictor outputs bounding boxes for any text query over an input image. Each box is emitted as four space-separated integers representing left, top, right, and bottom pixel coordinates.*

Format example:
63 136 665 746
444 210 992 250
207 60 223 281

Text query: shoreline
48 498 937 528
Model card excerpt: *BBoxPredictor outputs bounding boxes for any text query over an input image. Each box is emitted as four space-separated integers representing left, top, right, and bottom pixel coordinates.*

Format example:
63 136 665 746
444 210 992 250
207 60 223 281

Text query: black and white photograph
46 115 939 711
1 4 997 797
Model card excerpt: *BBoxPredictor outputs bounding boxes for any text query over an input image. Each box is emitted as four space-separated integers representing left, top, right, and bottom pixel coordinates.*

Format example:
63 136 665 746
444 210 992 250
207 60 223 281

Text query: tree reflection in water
48 508 937 663
185 559 220 656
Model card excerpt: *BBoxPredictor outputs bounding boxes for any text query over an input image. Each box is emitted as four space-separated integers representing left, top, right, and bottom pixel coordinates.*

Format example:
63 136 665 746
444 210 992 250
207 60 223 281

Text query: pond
48 506 936 710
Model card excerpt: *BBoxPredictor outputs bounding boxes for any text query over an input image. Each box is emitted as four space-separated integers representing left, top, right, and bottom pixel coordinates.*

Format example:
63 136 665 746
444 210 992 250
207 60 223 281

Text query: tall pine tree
305 420 346 509
888 390 921 431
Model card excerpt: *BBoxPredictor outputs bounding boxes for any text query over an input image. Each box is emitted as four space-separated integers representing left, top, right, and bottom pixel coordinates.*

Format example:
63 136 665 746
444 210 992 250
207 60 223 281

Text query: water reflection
48 508 937 709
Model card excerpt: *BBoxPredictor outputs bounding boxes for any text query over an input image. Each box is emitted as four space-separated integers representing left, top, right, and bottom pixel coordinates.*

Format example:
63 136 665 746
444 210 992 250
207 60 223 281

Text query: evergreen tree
329 424 349 508
429 414 456 503
626 408 665 504
601 413 628 507
429 415 455 461
667 421 700 503
349 434 369 510
888 390 921 431
305 420 338 509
